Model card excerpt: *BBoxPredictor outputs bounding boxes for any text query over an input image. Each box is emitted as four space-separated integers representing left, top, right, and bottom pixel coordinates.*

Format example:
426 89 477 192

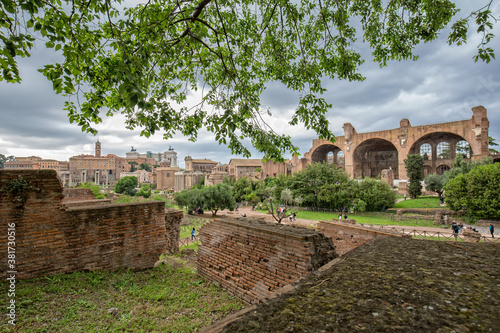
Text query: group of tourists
451 222 464 235
451 222 495 238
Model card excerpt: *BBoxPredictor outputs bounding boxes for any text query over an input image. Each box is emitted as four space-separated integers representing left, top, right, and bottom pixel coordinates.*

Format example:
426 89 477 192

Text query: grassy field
1 256 244 333
295 210 443 228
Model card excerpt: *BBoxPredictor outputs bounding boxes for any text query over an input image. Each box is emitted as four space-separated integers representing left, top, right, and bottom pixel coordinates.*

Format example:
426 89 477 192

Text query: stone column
431 142 438 173
449 140 457 160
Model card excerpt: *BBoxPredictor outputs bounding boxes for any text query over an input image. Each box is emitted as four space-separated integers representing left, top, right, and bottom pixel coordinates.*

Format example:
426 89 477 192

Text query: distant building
174 170 205 192
154 166 180 192
228 159 263 180
13 156 43 163
125 146 178 167
3 161 39 169
174 156 219 191
4 156 70 184
205 163 230 186
119 169 152 185
184 156 218 173
69 141 129 187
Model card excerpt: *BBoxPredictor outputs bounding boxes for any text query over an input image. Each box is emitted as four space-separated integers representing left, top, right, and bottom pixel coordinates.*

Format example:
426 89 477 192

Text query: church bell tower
95 140 101 158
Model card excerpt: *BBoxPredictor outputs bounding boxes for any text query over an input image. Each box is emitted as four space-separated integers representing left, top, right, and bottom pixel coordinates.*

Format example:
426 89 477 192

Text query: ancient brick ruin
317 220 410 255
197 218 338 304
305 106 490 180
0 170 182 279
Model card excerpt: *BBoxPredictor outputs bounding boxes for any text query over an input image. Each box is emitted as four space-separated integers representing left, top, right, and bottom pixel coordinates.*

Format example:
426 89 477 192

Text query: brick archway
303 106 490 180
353 138 398 179
310 143 345 169
409 132 470 175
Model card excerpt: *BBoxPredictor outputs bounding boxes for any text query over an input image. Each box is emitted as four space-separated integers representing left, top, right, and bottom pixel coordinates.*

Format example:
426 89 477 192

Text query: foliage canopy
114 175 138 195
1 0 497 159
444 162 500 219
424 173 445 197
404 154 424 199
174 183 236 215
0 154 14 168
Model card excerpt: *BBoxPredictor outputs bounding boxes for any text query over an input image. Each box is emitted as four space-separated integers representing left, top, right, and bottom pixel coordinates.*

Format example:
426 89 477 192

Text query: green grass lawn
295 210 442 228
1 256 244 333
394 196 442 208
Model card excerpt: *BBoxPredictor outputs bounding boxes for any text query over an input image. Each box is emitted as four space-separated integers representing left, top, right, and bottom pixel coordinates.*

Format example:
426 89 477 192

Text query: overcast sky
1 1 499 169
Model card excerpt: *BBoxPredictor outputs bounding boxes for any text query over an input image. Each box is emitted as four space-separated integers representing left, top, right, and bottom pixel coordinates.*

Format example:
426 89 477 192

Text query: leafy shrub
445 163 500 219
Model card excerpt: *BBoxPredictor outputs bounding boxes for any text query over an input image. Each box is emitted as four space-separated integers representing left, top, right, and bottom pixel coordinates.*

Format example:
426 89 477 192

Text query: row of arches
311 132 472 179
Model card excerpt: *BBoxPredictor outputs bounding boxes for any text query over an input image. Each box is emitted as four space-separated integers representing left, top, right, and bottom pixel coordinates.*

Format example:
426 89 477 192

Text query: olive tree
1 1 496 159
424 173 445 198
203 183 236 216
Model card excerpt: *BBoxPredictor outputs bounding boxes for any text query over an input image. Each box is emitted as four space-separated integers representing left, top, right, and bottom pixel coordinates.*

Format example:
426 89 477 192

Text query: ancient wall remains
317 221 409 256
197 218 337 304
62 187 96 202
305 106 490 180
0 170 182 279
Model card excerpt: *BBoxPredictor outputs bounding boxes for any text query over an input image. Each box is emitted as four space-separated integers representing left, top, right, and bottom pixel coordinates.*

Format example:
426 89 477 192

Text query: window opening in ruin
420 143 432 160
455 140 471 159
436 165 451 175
437 142 450 159
422 165 432 178
327 151 334 164
336 151 345 165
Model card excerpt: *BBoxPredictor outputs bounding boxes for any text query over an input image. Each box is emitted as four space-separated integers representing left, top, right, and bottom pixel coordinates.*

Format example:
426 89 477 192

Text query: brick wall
62 188 95 202
197 218 337 304
0 170 182 279
317 221 409 256
165 208 183 254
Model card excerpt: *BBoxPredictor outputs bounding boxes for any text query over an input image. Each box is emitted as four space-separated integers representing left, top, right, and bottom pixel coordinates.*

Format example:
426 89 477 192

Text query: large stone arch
310 143 345 169
409 132 471 175
302 106 490 181
353 138 398 179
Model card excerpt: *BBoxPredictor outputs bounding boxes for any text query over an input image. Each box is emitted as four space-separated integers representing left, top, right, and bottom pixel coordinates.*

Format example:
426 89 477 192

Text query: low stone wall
388 208 465 217
62 188 95 202
476 219 500 228
0 170 182 279
197 218 337 304
317 221 409 256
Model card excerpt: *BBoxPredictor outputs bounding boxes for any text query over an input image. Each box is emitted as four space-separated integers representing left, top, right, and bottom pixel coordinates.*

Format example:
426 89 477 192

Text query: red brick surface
62 188 95 202
317 221 408 256
197 218 337 304
0 170 181 279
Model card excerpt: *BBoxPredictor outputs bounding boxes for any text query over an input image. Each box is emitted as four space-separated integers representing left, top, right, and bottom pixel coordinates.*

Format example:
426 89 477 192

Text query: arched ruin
304 106 490 180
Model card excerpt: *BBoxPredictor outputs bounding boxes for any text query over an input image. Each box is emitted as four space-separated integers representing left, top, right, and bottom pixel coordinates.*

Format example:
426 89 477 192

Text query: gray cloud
1 0 499 163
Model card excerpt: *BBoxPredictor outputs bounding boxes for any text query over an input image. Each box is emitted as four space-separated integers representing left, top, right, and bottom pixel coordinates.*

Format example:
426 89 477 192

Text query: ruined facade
304 106 491 180
228 159 263 180
154 166 180 191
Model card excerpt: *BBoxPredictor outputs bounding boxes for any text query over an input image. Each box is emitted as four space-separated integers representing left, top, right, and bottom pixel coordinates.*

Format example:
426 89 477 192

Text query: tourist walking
490 224 495 238
191 227 196 241
451 222 459 240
